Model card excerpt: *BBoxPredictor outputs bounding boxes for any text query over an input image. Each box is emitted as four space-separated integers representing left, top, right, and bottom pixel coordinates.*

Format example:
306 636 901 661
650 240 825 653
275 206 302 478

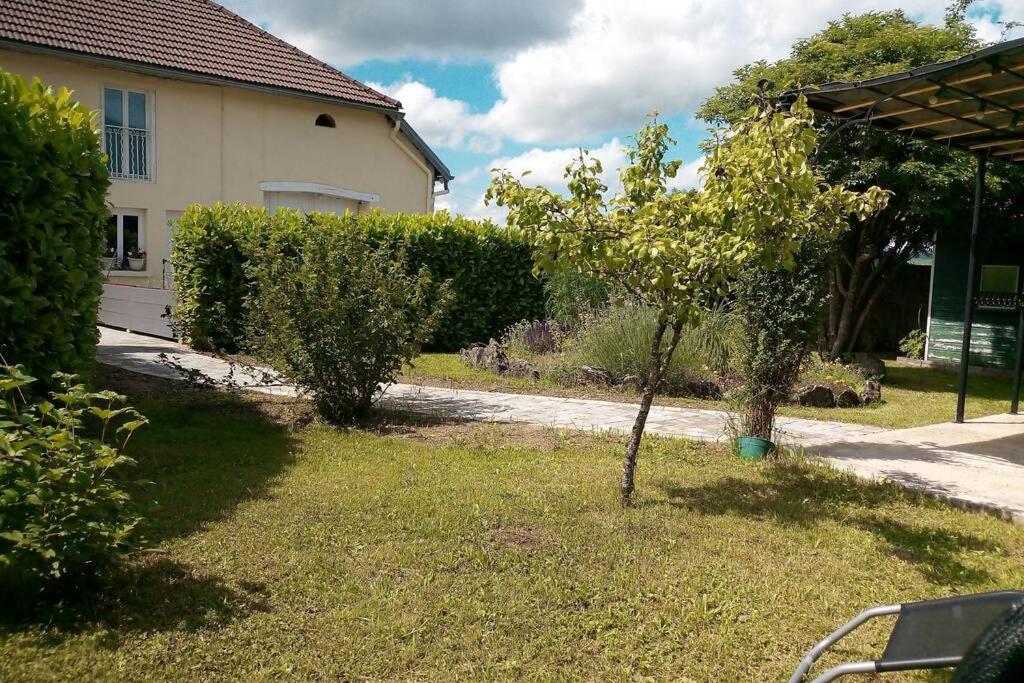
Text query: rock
854 352 886 381
618 374 642 391
835 386 861 408
860 378 882 405
797 384 836 408
507 358 540 381
459 342 487 368
580 366 612 386
459 340 538 380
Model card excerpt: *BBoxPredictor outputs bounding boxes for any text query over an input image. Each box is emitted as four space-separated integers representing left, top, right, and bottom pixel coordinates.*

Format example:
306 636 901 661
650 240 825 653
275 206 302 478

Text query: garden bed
2 369 1022 680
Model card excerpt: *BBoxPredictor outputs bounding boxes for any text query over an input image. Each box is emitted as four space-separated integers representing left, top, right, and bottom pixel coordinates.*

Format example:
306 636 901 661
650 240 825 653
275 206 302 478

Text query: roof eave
388 114 454 183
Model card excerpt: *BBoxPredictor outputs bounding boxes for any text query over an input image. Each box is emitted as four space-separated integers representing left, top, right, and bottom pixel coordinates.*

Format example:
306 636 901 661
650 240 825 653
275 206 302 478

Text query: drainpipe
390 116 439 211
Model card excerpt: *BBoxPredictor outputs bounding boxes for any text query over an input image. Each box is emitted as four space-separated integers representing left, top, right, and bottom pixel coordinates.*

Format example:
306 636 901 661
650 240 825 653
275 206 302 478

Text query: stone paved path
96 327 879 445
98 327 1024 523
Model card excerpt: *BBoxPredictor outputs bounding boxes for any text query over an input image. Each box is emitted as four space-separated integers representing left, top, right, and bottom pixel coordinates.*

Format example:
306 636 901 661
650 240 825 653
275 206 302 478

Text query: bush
735 240 832 440
0 365 146 581
543 269 612 328
502 319 568 356
799 355 865 392
170 203 272 351
171 206 544 352
566 302 738 391
250 219 452 423
899 329 927 359
0 72 110 381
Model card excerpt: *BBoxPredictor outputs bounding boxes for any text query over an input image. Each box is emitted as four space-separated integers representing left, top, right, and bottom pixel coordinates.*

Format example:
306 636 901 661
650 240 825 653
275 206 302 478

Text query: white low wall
98 284 175 339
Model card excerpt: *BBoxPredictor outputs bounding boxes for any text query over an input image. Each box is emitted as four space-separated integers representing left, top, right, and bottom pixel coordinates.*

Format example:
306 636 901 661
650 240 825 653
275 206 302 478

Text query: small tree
487 99 888 501
250 220 452 423
736 239 834 441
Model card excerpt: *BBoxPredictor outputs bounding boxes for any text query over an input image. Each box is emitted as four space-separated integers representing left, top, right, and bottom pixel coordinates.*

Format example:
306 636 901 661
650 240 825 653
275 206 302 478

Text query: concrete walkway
98 327 1024 523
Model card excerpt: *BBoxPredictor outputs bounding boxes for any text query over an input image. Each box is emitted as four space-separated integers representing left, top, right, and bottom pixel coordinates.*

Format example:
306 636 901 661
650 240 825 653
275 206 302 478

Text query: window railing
104 125 151 180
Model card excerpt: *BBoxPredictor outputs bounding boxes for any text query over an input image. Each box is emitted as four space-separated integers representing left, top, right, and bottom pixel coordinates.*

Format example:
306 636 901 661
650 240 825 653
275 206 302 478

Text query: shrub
171 206 544 352
0 365 146 581
899 329 927 359
800 355 865 392
0 72 110 381
250 219 452 423
735 240 832 441
566 302 738 391
360 211 544 349
543 269 612 329
170 203 272 351
502 319 567 356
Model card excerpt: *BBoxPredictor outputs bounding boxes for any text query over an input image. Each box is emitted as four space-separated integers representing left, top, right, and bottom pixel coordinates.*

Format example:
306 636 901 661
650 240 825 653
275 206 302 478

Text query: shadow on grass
2 372 294 635
0 558 270 638
127 389 298 544
658 461 1000 586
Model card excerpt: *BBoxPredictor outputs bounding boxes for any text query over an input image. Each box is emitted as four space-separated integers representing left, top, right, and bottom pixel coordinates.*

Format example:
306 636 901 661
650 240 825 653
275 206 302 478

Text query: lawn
402 354 1018 429
2 373 1022 681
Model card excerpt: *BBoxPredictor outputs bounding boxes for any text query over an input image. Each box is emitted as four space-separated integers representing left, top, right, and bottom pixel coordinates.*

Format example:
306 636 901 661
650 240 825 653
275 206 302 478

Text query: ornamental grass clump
0 365 147 583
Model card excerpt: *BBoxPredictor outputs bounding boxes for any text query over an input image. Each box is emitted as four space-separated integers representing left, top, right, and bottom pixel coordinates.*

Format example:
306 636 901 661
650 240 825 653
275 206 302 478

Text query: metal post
956 153 987 424
1012 303 1023 415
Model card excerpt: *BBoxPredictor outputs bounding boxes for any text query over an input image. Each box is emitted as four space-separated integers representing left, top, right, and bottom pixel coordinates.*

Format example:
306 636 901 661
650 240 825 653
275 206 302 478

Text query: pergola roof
799 36 1024 162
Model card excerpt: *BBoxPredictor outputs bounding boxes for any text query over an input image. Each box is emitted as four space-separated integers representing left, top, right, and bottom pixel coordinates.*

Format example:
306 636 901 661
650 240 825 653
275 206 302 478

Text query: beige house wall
0 47 437 288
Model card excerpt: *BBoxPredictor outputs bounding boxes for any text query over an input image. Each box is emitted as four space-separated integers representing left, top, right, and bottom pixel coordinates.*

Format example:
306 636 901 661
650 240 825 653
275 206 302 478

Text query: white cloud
489 138 628 190
440 139 705 221
668 156 706 192
479 0 950 144
219 0 582 66
971 1 1024 42
368 80 499 153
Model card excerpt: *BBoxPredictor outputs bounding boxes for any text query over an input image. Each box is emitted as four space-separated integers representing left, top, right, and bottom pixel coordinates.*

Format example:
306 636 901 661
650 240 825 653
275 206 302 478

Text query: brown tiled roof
0 0 400 110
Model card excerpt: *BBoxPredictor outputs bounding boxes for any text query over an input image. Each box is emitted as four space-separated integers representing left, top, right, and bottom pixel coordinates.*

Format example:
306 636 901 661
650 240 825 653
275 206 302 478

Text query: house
926 224 1024 368
0 0 453 292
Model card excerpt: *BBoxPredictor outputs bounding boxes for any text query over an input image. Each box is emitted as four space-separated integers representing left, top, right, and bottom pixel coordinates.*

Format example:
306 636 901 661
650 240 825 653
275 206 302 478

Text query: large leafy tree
698 8 1007 357
487 99 887 502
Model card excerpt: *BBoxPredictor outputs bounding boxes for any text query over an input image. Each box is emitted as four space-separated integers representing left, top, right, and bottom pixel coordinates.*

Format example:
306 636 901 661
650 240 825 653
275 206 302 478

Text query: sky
219 0 1024 222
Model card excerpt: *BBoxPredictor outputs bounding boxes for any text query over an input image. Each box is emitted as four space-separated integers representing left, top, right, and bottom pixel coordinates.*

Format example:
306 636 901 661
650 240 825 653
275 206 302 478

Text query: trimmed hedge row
0 72 110 380
171 205 545 351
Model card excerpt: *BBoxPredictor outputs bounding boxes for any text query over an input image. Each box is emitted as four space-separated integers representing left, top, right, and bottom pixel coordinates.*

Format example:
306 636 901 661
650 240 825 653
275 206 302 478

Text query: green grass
403 354 1018 429
2 376 1022 680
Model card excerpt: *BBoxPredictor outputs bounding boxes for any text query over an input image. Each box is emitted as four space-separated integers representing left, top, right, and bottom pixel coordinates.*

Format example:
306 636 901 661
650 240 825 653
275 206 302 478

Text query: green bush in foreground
170 203 271 351
250 221 452 423
0 71 110 381
171 205 543 352
0 366 147 581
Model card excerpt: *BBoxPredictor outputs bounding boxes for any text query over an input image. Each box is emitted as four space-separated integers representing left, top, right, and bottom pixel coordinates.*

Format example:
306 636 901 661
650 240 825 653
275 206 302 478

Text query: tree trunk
744 392 777 442
620 318 683 503
829 228 875 359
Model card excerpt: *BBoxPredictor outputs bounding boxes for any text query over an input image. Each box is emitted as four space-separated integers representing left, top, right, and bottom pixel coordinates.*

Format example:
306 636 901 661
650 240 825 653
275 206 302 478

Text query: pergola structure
795 37 1024 423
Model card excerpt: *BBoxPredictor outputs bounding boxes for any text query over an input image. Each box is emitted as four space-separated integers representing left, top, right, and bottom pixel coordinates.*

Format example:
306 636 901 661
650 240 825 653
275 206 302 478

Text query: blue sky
221 0 1019 220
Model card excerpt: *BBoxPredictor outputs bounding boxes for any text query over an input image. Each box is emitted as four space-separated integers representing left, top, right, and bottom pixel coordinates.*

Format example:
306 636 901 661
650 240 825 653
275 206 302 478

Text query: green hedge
0 72 110 380
171 205 544 351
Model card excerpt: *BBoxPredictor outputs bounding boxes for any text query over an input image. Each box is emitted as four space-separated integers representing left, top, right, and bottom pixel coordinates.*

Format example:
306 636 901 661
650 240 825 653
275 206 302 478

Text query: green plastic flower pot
736 436 773 461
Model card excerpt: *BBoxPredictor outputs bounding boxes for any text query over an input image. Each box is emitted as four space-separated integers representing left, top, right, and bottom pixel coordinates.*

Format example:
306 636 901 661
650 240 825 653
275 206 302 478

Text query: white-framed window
103 86 152 181
105 210 145 270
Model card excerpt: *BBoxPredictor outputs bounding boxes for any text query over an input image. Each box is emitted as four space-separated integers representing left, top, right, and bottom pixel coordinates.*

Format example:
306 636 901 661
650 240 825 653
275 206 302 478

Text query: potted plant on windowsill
126 247 146 272
100 244 116 272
